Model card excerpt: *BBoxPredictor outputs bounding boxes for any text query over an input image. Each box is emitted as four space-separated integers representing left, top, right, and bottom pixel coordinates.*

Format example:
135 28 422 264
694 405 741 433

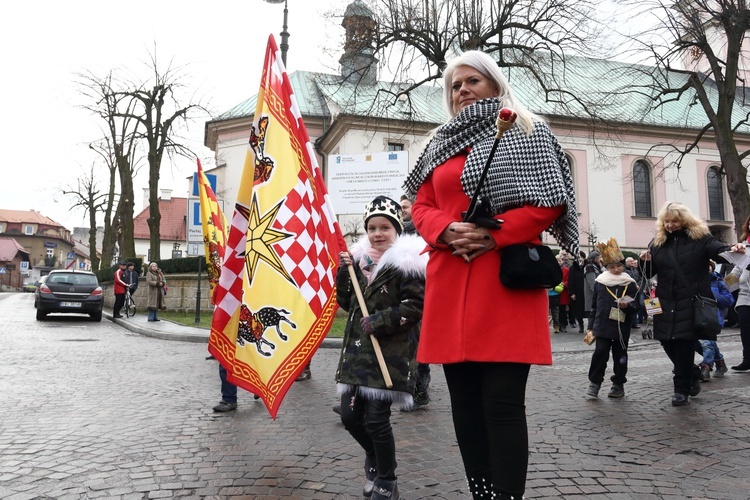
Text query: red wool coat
412 153 564 366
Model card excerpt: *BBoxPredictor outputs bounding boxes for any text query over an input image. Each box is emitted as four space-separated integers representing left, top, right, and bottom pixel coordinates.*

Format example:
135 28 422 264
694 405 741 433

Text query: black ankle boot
371 478 399 500
467 476 496 499
731 360 750 371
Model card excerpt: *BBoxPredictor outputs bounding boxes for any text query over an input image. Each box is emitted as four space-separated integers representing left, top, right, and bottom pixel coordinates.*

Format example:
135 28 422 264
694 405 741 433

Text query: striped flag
207 35 346 418
196 158 228 305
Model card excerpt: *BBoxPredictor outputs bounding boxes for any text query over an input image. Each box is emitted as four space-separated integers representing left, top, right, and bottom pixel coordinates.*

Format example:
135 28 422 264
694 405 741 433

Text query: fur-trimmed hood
653 223 710 247
349 233 428 282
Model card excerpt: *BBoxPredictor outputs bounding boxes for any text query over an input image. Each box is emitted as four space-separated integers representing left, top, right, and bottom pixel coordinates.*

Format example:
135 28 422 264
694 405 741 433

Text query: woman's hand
730 243 746 253
440 222 498 263
639 249 651 261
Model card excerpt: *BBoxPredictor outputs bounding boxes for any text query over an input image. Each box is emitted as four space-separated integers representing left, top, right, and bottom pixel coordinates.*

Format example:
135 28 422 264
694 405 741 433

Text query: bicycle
124 286 137 318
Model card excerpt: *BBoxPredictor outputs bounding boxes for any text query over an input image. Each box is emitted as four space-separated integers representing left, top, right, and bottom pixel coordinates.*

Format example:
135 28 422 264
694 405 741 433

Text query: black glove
360 312 382 335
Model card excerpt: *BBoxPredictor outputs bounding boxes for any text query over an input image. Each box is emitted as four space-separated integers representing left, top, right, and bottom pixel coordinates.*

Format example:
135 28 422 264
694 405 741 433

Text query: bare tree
78 71 142 264
618 0 750 236
78 53 205 263
325 0 608 109
120 54 205 260
62 164 107 271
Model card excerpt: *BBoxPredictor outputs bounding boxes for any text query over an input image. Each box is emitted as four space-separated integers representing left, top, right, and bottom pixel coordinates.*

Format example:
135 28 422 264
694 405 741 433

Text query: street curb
105 311 742 354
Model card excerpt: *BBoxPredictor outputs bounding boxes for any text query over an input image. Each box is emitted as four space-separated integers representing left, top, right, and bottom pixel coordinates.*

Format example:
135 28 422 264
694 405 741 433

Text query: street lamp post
263 0 290 66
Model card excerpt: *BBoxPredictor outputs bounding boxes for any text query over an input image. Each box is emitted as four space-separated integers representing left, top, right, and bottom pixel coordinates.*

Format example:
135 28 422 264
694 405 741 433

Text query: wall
102 273 214 313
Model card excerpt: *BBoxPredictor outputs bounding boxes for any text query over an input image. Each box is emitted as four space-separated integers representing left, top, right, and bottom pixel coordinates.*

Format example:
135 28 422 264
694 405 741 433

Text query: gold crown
597 237 624 266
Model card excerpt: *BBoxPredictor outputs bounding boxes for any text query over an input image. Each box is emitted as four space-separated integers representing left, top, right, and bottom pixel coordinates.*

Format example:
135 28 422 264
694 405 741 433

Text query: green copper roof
212 56 750 135
214 70 447 125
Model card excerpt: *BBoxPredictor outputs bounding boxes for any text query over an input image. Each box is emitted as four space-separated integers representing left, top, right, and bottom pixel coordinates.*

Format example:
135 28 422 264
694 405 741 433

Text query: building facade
203 2 750 254
0 209 76 278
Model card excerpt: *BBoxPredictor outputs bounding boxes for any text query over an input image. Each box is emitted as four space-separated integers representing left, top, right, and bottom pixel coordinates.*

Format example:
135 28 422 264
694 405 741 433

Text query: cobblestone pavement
1 292 750 499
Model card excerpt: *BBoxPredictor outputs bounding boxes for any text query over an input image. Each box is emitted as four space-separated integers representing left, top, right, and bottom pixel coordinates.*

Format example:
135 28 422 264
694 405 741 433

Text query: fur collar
349 234 428 282
653 224 710 247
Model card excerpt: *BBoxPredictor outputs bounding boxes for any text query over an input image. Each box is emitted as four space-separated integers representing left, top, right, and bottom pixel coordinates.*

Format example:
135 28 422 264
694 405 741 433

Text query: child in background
585 238 639 399
701 260 733 380
335 196 427 500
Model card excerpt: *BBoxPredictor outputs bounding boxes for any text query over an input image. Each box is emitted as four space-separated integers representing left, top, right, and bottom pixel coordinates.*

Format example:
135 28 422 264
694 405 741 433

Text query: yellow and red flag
196 158 229 305
207 35 346 418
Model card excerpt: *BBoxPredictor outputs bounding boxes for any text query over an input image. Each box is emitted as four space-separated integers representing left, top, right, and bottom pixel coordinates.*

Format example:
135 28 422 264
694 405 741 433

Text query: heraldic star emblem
244 193 294 285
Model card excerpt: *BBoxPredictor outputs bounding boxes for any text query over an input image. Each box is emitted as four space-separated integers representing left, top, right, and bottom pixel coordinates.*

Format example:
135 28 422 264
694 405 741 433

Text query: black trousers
113 293 125 315
339 390 396 480
736 305 750 362
588 336 629 386
443 362 530 498
661 339 701 396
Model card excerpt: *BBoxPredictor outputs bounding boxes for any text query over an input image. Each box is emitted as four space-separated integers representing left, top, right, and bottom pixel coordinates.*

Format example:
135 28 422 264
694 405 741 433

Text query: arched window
707 166 725 220
565 153 575 185
633 160 652 217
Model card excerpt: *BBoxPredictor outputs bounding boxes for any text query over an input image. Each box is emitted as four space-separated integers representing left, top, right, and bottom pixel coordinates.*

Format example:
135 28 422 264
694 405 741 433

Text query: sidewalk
106 310 742 353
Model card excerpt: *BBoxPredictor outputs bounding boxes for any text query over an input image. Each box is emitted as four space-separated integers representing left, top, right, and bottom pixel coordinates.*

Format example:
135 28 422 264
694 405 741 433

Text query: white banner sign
327 151 409 214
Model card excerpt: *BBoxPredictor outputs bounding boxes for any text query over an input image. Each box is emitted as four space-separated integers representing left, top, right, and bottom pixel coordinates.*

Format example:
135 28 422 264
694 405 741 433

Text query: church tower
339 0 379 85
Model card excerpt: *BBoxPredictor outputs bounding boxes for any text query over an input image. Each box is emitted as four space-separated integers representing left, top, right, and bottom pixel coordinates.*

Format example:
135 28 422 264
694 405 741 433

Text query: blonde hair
442 50 541 135
653 201 710 246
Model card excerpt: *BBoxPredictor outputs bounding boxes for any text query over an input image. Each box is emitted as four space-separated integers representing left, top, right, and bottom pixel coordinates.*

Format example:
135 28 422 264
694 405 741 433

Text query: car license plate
60 302 82 308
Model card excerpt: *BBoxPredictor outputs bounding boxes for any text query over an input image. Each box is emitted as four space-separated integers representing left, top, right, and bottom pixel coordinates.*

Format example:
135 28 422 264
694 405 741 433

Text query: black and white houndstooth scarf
403 97 579 255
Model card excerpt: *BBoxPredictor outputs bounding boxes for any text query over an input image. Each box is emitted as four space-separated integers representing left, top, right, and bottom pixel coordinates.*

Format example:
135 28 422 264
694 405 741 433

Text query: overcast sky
0 0 349 232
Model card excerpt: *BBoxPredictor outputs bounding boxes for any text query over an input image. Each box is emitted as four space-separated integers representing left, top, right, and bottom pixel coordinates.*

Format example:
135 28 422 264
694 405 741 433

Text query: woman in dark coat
568 251 586 333
583 251 602 316
640 202 745 406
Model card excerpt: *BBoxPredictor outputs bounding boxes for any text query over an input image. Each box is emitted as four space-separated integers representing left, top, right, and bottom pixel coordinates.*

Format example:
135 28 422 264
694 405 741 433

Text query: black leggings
736 305 750 361
443 362 530 498
339 390 396 480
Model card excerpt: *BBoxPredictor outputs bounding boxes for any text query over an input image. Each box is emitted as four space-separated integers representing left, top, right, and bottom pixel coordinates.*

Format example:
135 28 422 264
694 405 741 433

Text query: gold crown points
597 237 624 266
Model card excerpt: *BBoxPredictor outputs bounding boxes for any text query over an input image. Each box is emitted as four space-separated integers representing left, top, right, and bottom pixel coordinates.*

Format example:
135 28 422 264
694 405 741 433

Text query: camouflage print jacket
335 233 428 408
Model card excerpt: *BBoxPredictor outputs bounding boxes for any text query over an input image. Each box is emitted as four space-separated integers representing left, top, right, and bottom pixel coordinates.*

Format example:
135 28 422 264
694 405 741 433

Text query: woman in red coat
404 50 579 500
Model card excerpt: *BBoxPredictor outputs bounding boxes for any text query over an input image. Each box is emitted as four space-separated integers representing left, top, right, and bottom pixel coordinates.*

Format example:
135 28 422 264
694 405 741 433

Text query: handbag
692 294 720 340
500 244 563 289
666 252 721 340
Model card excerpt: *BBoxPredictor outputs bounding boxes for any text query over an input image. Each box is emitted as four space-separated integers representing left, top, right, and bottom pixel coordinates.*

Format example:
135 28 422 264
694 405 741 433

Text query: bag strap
664 247 699 298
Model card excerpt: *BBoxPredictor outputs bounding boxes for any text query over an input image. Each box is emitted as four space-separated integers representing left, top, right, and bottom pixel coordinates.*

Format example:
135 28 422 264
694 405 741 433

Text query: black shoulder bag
667 251 720 341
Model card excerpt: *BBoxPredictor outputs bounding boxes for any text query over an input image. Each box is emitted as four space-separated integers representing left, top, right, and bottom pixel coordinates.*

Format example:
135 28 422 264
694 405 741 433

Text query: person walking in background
640 202 745 406
125 262 139 296
701 260 733 380
146 262 166 322
213 365 239 412
728 249 750 371
583 251 603 318
112 261 128 318
405 50 578 500
585 238 638 399
549 269 563 334
568 251 587 333
335 196 427 500
558 252 571 333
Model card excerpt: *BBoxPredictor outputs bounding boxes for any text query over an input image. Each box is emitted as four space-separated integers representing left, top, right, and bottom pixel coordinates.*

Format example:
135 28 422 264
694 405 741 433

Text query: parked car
23 280 40 293
34 270 103 321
